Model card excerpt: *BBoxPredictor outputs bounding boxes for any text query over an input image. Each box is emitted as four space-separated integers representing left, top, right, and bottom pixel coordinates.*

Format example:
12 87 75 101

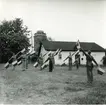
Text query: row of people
8 51 29 71
41 47 103 84
5 47 105 85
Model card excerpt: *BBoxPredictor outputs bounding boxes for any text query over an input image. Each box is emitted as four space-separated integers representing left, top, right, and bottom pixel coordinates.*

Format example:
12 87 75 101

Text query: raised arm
64 56 69 62
80 48 88 57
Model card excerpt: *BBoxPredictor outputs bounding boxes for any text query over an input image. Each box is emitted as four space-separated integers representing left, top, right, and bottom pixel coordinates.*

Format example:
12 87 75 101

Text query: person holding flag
64 52 72 70
40 49 61 70
4 48 26 69
37 54 43 70
74 40 80 51
80 48 98 84
75 52 80 69
73 40 81 69
42 53 54 72
21 51 29 71
11 53 17 70
100 51 106 66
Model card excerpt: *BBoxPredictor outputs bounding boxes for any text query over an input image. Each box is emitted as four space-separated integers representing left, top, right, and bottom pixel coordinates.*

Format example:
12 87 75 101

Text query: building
40 41 105 65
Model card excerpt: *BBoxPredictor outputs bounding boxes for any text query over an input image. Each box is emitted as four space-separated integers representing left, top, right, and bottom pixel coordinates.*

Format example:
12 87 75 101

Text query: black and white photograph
0 0 106 104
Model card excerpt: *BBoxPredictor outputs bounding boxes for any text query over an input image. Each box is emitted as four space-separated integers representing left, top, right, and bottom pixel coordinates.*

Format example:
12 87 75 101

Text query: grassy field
0 64 106 104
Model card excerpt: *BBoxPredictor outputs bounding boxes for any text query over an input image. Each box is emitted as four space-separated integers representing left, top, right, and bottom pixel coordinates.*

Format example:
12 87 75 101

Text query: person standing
21 52 28 71
101 52 106 66
26 53 29 69
68 52 72 70
64 52 72 70
80 48 98 84
75 52 80 69
43 53 54 72
52 53 55 70
11 53 17 71
38 55 43 70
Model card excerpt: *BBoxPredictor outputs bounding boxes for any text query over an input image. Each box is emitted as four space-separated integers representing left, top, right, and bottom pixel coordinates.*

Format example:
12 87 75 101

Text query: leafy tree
0 18 30 63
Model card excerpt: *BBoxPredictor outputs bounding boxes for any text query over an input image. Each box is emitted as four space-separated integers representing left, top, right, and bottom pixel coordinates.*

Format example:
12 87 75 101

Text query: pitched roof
42 41 105 52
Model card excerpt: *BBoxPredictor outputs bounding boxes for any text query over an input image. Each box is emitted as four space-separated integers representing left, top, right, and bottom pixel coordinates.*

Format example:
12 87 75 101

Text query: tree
0 18 30 63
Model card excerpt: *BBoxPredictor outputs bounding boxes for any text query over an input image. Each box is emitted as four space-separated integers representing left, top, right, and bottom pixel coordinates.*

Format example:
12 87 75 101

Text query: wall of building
80 52 105 65
41 46 105 65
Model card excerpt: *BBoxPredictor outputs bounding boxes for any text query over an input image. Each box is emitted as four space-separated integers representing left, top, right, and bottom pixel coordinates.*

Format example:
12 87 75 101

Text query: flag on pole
8 57 14 64
4 48 26 68
43 52 48 57
4 57 13 68
17 61 22 65
20 48 26 53
97 67 105 75
12 60 17 66
53 49 60 56
48 51 52 56
41 63 48 69
30 50 36 55
33 62 38 67
4 62 9 68
53 49 62 56
58 49 62 54
72 50 80 57
60 61 66 66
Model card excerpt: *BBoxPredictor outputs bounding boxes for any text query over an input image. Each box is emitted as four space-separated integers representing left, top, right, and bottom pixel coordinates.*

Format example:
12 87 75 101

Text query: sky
0 0 106 48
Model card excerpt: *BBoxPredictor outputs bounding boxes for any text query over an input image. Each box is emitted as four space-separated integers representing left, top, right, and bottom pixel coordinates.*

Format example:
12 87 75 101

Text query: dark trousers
87 66 93 83
49 62 53 72
76 61 79 69
69 63 72 70
22 60 28 70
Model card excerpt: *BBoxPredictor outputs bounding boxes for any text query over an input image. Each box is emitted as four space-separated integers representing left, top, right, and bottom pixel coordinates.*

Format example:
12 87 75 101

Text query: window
58 53 62 59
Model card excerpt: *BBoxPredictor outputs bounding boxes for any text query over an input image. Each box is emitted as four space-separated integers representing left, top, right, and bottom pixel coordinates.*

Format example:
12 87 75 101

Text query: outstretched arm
64 56 69 62
100 56 104 63
43 57 49 64
80 48 88 57
43 52 48 57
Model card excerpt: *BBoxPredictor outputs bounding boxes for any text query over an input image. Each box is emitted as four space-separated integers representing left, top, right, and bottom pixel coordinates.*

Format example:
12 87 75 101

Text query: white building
40 41 105 65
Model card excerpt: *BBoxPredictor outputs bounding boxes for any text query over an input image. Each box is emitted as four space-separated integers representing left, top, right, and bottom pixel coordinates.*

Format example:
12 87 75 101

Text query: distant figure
11 53 17 70
26 53 29 69
63 52 72 70
21 52 28 71
52 54 55 70
68 52 72 70
75 52 80 69
80 48 98 84
43 53 54 72
101 52 106 66
38 55 43 70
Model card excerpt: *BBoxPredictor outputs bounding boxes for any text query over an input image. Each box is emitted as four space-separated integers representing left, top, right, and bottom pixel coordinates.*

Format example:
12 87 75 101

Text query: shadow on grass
47 86 59 91
64 86 84 92
69 81 106 104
